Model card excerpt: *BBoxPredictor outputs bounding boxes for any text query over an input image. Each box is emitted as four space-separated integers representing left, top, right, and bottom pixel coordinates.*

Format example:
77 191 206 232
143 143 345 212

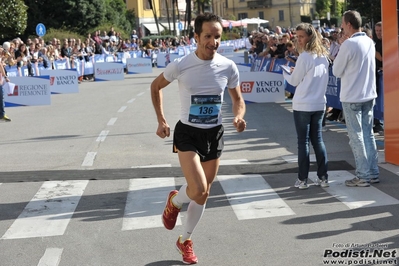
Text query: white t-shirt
163 52 239 129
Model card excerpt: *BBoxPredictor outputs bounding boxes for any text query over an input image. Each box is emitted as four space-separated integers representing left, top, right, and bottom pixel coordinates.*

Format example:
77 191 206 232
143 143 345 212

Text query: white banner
94 62 124 81
126 58 152 74
217 46 235 55
239 72 285 103
156 53 180 68
41 69 79 94
4 76 51 106
53 59 71 70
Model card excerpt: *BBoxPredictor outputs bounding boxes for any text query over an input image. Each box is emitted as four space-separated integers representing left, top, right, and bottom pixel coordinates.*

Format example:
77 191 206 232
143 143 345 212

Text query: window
279 10 284 21
259 12 264 20
238 13 248 20
144 0 151 10
239 0 245 2
225 0 228 8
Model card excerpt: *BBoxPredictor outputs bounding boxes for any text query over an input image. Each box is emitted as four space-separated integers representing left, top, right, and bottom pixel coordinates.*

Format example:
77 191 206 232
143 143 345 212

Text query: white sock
172 184 191 208
181 201 205 241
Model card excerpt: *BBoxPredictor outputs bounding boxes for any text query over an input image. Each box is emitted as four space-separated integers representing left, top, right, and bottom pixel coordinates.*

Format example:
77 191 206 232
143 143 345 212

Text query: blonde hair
295 23 329 57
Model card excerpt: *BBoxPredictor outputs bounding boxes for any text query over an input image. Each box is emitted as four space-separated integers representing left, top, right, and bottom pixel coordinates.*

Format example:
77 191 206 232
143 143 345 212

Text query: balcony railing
247 0 272 8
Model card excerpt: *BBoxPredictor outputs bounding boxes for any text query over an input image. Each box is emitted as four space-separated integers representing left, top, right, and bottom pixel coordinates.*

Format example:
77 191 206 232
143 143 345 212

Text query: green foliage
347 0 381 25
104 0 133 33
87 23 130 40
24 0 105 37
126 9 137 32
330 0 344 16
316 0 331 18
300 16 312 23
22 0 136 39
0 0 28 39
30 28 86 44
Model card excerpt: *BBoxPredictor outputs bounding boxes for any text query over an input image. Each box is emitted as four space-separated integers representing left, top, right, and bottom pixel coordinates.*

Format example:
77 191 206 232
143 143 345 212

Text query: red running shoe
162 190 181 230
176 235 198 264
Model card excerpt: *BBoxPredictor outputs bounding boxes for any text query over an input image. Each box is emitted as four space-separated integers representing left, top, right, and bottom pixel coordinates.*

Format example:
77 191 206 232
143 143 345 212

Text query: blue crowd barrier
251 57 384 120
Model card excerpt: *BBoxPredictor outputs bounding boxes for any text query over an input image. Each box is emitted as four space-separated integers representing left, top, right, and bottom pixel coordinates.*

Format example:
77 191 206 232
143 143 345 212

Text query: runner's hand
233 118 246 133
156 122 170 138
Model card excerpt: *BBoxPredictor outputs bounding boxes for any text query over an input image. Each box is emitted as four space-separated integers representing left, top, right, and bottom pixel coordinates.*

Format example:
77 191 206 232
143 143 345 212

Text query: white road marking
131 164 172 168
137 92 145 97
37 248 63 266
282 154 316 163
122 178 181 230
107 118 117 126
81 152 97 167
1 180 89 239
127 98 136 103
217 174 295 220
219 159 250 165
308 170 399 209
96 130 109 142
118 106 127 113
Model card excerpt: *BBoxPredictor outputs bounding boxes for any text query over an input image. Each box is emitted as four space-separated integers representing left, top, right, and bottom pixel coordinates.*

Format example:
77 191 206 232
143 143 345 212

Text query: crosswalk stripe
1 180 89 239
217 174 295 220
308 171 399 209
122 178 181 230
37 248 63 266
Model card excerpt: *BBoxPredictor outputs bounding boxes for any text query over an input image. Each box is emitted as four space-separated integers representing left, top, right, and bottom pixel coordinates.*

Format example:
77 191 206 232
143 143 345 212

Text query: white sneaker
314 176 329 188
294 179 309 189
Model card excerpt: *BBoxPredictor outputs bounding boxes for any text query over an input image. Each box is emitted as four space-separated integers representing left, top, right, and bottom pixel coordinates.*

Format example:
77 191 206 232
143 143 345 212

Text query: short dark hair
194 12 223 36
343 10 362 30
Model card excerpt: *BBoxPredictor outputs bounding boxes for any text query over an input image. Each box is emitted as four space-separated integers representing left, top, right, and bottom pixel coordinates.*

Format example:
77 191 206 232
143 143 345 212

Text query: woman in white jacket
283 23 330 189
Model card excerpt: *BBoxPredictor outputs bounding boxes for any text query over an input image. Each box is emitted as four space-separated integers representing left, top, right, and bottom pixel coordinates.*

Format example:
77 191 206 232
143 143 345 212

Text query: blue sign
178 22 183 31
36 23 46 37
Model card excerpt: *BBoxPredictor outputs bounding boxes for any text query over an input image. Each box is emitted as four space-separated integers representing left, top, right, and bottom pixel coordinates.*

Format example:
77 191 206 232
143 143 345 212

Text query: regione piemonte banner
4 76 51 107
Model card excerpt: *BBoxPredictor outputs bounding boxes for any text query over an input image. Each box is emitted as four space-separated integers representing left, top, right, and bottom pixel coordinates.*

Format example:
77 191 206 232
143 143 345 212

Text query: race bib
188 95 222 124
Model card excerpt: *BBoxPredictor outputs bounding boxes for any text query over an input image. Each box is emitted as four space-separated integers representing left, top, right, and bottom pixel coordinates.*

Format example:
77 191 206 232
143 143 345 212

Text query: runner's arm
228 86 246 132
151 73 172 138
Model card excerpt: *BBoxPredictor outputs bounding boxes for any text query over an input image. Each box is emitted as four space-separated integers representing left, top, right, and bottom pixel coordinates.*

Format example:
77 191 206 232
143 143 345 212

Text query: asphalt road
0 67 398 266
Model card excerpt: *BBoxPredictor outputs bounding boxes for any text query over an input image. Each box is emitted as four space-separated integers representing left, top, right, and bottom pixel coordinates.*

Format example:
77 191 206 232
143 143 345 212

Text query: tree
24 0 105 36
104 0 133 33
330 0 344 17
0 0 28 39
316 0 331 19
194 0 212 14
126 8 137 32
347 0 381 26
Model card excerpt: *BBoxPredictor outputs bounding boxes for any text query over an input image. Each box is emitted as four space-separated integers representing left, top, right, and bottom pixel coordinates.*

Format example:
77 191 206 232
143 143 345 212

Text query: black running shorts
173 120 224 162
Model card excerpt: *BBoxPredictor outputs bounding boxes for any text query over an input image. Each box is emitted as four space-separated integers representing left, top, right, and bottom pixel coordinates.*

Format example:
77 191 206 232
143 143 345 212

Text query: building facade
213 0 317 29
126 0 188 36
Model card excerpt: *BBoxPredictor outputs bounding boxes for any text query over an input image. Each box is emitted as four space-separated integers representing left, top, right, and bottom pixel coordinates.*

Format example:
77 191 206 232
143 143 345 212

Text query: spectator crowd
0 27 196 82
